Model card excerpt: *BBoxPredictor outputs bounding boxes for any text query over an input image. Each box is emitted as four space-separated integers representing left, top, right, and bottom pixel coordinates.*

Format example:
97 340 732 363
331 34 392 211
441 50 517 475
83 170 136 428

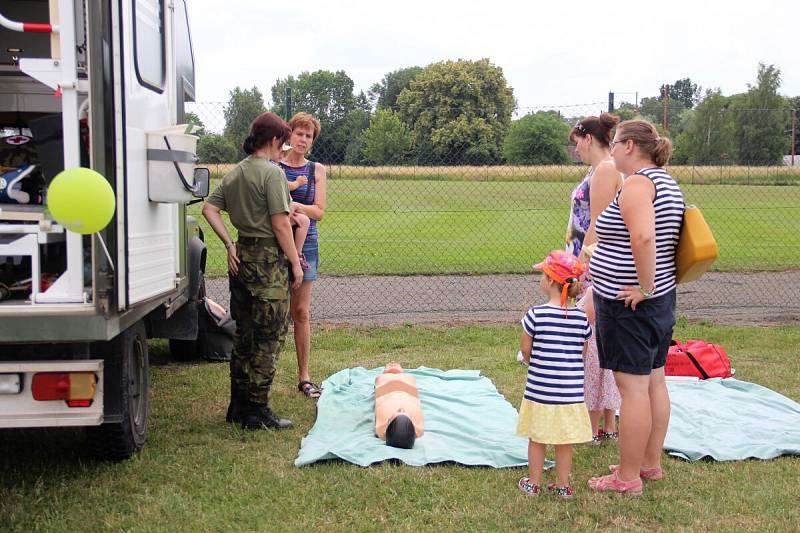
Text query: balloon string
94 233 115 272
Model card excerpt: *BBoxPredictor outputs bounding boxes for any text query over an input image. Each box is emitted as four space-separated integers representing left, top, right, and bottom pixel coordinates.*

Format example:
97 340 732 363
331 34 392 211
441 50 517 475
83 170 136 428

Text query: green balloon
47 167 115 234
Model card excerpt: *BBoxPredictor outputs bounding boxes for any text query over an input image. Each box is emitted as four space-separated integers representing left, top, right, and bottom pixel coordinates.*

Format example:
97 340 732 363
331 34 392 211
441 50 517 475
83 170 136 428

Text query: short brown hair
570 112 620 147
616 119 673 167
243 112 291 155
288 112 321 140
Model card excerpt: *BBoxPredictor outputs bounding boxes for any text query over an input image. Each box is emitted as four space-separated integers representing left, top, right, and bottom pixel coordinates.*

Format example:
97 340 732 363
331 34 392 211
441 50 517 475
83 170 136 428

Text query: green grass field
2 322 799 531
191 178 800 277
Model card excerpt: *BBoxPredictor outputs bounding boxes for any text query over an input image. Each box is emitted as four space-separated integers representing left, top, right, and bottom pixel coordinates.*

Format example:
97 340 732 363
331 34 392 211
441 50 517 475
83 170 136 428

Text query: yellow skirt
516 399 593 445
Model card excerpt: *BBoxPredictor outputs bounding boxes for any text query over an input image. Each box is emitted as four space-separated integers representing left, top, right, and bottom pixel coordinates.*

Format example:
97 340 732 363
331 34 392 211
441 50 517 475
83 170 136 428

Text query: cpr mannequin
374 362 424 449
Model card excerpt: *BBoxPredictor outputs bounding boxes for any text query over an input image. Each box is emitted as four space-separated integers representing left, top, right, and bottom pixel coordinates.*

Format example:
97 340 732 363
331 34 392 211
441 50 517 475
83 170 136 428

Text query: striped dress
589 167 685 300
516 304 593 444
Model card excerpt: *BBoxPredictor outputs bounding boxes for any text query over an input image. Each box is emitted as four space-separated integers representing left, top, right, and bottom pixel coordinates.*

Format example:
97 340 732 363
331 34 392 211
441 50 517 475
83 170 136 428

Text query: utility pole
285 87 293 121
662 84 669 132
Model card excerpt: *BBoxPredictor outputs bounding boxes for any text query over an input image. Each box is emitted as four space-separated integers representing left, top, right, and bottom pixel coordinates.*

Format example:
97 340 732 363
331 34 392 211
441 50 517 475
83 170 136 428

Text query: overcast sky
187 0 799 112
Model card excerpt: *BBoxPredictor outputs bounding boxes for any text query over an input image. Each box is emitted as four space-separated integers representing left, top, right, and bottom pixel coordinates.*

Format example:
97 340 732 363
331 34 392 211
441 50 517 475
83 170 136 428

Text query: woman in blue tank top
588 119 685 497
279 113 327 399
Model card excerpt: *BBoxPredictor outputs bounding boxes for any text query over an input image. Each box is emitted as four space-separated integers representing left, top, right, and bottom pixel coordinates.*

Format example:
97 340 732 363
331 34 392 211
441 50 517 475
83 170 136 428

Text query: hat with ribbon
533 250 587 308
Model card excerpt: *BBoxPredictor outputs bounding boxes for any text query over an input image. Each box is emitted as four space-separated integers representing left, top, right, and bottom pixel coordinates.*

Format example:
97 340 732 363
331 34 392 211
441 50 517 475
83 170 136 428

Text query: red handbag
665 340 733 379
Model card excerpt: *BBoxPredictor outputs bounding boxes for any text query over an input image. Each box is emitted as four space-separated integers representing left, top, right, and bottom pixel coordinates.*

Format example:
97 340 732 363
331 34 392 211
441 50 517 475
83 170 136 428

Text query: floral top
566 168 593 257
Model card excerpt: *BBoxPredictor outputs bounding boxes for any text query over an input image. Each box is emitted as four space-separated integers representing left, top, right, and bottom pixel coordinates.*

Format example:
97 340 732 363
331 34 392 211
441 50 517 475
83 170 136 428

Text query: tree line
190 60 797 167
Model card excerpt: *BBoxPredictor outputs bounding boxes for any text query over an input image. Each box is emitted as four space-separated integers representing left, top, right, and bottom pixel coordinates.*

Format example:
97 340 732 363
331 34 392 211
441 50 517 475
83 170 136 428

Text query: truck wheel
87 321 149 460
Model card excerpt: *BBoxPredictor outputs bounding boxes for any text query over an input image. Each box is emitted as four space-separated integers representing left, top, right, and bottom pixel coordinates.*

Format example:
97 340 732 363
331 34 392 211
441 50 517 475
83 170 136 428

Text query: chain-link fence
186 101 800 323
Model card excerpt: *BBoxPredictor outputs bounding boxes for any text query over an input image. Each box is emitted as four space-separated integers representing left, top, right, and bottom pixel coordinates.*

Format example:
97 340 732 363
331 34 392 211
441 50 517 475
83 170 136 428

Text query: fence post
792 109 797 166
662 84 669 132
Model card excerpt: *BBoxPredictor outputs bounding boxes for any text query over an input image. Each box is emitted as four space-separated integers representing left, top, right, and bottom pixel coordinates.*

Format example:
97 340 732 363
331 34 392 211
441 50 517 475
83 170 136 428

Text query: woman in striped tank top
587 120 685 497
279 113 328 399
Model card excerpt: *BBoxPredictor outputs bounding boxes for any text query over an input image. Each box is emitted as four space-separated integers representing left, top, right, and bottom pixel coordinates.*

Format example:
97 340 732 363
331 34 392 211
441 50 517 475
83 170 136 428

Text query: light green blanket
295 367 545 468
665 378 800 461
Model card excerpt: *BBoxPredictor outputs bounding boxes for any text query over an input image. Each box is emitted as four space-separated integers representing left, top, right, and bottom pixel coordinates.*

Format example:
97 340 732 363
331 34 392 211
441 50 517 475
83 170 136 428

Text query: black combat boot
241 402 293 430
225 381 247 424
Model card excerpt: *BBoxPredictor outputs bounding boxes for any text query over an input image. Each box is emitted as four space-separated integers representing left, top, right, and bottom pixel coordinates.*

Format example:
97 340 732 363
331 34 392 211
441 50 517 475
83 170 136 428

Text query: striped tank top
279 160 318 240
589 167 684 300
521 305 592 405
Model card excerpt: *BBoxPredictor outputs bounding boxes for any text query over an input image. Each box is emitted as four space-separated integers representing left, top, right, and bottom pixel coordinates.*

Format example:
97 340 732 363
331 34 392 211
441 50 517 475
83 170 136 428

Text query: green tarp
295 367 546 468
665 378 800 461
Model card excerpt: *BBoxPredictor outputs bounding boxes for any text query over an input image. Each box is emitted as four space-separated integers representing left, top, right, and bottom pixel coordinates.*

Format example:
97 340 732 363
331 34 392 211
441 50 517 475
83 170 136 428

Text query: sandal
591 430 605 445
546 483 573 499
588 471 643 496
609 463 663 481
603 431 619 441
517 477 542 496
299 254 310 271
298 380 322 399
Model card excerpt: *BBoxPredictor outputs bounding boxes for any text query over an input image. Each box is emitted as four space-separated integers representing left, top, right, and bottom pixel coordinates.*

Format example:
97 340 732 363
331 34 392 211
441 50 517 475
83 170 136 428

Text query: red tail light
32 372 97 407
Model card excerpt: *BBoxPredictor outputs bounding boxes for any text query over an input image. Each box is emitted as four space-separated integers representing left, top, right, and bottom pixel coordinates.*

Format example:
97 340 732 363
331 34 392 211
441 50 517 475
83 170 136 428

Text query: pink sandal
518 477 542 496
588 471 643 496
609 464 663 481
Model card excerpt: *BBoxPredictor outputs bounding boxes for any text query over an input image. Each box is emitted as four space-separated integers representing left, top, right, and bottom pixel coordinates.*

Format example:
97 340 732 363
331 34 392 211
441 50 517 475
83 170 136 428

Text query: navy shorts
290 237 318 283
593 289 677 375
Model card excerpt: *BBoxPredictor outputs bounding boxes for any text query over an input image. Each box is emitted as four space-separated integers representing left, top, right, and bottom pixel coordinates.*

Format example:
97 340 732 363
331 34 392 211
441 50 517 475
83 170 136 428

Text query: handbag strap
303 161 316 204
682 349 710 380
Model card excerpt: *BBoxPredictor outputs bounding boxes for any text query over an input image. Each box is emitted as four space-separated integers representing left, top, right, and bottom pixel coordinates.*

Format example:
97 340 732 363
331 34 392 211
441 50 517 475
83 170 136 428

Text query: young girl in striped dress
516 250 593 499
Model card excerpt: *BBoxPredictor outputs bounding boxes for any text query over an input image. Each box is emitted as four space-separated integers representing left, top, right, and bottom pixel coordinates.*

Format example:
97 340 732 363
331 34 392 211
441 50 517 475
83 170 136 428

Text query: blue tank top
278 160 317 240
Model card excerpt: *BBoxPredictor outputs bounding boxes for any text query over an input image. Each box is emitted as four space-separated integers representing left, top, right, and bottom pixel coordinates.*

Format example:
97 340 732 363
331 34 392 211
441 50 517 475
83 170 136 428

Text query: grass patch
191 178 800 276
1 323 799 531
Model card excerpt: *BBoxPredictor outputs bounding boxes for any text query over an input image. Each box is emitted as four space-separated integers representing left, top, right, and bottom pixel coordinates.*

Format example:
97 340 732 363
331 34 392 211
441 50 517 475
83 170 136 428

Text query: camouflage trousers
228 241 290 406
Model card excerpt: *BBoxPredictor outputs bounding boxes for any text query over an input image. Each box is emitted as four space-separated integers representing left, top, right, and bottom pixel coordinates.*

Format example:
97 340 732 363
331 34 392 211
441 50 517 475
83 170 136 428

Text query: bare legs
291 280 314 384
527 441 573 488
613 368 670 481
291 212 310 260
589 409 618 436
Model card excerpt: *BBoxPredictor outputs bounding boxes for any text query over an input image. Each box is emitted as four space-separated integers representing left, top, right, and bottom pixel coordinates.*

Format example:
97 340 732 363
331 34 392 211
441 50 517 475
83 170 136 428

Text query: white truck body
0 0 208 459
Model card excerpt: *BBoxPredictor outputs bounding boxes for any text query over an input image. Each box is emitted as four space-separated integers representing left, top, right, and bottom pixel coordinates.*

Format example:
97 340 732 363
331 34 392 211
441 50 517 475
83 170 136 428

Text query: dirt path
207 271 800 327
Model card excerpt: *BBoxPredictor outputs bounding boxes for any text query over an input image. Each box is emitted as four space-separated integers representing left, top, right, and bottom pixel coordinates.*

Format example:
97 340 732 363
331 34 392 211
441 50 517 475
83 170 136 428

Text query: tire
87 320 149 460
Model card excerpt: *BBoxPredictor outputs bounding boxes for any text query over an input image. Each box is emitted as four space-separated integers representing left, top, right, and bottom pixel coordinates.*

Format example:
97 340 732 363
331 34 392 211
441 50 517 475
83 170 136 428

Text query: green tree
184 111 207 136
196 134 239 164
368 66 423 110
271 70 358 163
789 96 800 157
397 58 515 164
361 109 413 164
639 94 687 133
503 111 571 165
678 89 734 164
731 63 790 164
662 78 702 109
613 102 638 121
223 86 266 159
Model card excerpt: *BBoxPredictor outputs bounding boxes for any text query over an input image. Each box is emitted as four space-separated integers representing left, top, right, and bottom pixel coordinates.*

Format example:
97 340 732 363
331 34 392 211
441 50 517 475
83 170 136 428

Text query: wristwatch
638 285 655 298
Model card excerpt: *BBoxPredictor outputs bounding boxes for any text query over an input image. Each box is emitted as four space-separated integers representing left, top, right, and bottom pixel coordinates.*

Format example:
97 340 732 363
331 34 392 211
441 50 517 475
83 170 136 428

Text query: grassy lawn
192 178 800 277
2 322 799 531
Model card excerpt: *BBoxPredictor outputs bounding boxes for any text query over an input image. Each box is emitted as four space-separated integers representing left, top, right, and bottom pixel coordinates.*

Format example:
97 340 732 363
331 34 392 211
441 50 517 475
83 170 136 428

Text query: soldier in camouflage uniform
202 112 303 430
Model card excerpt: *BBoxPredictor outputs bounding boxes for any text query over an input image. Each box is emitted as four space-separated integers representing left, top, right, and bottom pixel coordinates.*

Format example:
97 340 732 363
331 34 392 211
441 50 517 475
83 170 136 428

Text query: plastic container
675 206 718 284
146 125 198 203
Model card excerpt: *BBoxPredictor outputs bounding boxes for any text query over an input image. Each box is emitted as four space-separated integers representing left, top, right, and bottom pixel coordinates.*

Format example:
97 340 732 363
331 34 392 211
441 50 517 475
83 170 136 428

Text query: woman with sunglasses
587 119 684 496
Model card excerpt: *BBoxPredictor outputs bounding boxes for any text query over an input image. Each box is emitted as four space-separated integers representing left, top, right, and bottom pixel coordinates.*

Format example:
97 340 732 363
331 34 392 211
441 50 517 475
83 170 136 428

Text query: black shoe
225 382 247 424
242 405 293 430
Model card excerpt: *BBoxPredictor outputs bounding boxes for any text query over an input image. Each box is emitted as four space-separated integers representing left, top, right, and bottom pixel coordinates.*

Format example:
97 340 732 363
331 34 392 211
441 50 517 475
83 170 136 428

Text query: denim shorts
593 289 677 375
292 237 318 282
